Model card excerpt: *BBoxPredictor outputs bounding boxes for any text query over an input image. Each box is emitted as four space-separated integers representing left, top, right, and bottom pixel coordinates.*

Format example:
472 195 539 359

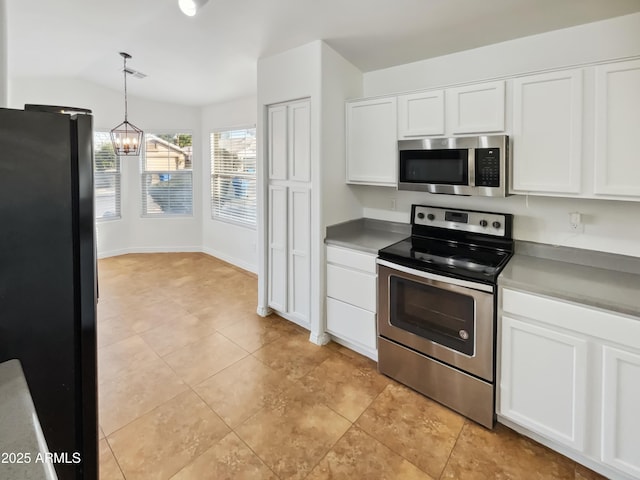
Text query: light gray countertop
0 359 57 480
499 242 640 318
325 218 410 254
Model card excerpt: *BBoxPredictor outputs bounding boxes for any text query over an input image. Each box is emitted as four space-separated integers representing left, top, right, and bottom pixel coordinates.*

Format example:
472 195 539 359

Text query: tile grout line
104 435 128 480
437 419 467 480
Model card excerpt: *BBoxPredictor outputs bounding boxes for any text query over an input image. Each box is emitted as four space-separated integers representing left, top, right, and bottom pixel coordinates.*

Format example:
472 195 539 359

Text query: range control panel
413 205 508 237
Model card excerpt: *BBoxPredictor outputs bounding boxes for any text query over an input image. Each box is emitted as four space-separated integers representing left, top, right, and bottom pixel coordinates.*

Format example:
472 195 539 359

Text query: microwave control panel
475 148 500 187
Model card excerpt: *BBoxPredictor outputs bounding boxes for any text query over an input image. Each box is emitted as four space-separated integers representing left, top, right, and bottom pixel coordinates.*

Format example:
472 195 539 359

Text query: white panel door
397 90 445 138
288 100 311 182
447 80 505 134
500 316 587 451
267 185 287 311
594 59 640 196
601 345 640 478
512 69 583 194
346 97 398 186
268 105 288 180
287 186 310 323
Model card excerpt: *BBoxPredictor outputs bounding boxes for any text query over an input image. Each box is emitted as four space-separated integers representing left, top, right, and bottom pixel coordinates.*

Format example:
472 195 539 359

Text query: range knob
479 219 488 227
492 221 502 229
417 212 425 219
427 213 435 221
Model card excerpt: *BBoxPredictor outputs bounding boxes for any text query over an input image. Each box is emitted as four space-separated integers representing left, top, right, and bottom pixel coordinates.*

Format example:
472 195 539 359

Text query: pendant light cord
123 56 129 122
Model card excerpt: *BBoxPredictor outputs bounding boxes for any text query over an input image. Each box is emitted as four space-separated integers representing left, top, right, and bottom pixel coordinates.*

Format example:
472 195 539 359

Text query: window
94 131 121 220
141 132 193 216
211 128 256 227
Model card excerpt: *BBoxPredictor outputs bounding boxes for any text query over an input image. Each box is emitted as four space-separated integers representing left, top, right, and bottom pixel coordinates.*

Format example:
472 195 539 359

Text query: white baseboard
201 246 257 274
328 335 378 361
309 331 331 346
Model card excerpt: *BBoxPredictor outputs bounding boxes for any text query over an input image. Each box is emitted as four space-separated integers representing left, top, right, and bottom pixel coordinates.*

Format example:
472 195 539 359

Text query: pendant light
110 52 143 156
178 0 209 16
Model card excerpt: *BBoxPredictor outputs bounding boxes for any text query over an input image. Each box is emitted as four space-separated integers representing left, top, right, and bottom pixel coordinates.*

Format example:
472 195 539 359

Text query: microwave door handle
468 148 476 187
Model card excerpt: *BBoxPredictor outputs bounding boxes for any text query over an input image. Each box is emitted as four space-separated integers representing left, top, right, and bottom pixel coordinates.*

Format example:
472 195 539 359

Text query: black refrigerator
0 105 98 479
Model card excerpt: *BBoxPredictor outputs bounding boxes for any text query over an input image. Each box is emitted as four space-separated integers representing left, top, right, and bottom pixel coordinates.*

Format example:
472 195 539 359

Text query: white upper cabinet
268 105 288 180
397 90 445 138
511 69 583 194
594 59 640 197
288 100 311 183
268 100 311 183
346 97 398 186
447 80 505 134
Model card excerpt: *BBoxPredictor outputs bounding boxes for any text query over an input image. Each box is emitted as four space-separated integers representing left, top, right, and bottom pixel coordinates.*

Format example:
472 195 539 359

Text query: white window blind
94 131 121 221
141 133 193 216
211 128 257 227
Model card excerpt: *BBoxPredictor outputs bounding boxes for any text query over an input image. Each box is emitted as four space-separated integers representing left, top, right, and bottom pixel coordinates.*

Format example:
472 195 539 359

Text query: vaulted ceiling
6 0 640 106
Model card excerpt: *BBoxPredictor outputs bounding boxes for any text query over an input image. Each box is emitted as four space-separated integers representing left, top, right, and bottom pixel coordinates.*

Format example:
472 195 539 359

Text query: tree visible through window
211 128 256 227
94 131 121 220
141 132 193 216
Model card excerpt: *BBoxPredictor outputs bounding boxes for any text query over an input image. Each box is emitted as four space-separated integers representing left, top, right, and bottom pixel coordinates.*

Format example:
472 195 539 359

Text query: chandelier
110 52 143 156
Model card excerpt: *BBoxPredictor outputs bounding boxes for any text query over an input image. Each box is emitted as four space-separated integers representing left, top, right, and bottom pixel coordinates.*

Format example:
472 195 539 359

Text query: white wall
9 77 202 257
0 0 7 107
201 95 258 273
320 42 363 228
357 12 640 258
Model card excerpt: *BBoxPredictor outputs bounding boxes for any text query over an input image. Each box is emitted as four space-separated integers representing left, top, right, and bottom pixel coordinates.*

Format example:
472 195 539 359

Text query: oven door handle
376 259 494 293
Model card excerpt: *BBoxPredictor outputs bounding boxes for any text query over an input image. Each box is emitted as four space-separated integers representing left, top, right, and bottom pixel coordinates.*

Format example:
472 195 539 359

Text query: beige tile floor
97 253 607 480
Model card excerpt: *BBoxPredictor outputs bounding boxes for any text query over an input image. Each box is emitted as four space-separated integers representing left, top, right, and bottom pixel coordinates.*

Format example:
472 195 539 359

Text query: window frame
210 126 257 229
140 130 195 218
93 130 122 222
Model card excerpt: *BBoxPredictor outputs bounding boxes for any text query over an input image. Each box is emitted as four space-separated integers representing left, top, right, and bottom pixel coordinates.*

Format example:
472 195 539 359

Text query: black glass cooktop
378 235 512 284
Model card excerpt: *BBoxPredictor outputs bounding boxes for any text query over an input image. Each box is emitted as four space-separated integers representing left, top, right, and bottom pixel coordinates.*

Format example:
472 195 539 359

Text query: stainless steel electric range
377 204 514 428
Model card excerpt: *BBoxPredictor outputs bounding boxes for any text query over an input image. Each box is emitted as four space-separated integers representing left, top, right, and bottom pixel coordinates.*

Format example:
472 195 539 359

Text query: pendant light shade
110 52 143 156
178 0 209 16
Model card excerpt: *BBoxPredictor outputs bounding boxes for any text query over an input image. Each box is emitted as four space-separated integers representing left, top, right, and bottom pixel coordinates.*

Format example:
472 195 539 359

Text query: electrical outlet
390 198 397 211
569 212 584 233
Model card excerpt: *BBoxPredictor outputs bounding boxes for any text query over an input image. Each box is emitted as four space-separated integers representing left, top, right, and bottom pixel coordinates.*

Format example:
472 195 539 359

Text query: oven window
389 275 475 356
399 149 468 184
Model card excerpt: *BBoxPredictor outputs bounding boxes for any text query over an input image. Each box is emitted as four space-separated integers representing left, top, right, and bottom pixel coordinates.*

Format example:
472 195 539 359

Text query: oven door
377 261 494 381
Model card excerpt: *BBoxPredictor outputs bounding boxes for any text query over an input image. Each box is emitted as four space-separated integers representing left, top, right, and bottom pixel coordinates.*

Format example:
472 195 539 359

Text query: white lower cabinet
500 315 587 450
499 288 640 480
325 245 377 360
602 346 640 478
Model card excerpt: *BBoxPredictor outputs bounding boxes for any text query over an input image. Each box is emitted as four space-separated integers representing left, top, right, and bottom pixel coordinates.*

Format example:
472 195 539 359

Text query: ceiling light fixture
178 0 209 16
110 52 143 157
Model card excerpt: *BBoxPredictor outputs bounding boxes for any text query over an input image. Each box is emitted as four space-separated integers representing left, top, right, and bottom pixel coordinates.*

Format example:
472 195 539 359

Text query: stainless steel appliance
377 205 513 428
0 105 97 479
398 135 509 197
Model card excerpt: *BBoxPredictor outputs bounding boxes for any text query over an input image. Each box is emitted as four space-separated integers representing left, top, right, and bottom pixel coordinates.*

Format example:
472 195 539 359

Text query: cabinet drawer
326 245 377 273
326 297 377 351
327 264 376 311
501 288 640 349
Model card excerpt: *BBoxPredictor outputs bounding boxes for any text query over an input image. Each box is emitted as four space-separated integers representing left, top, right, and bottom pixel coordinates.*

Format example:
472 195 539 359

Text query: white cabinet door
326 297 377 352
268 105 288 180
397 90 445 138
267 185 287 311
288 100 311 183
594 59 640 197
601 345 640 478
500 315 587 451
511 70 583 194
346 97 397 186
447 81 505 134
287 186 310 323
326 264 377 312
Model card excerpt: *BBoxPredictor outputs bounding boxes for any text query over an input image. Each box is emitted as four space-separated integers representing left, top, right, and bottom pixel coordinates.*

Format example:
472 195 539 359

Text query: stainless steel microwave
398 135 509 197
